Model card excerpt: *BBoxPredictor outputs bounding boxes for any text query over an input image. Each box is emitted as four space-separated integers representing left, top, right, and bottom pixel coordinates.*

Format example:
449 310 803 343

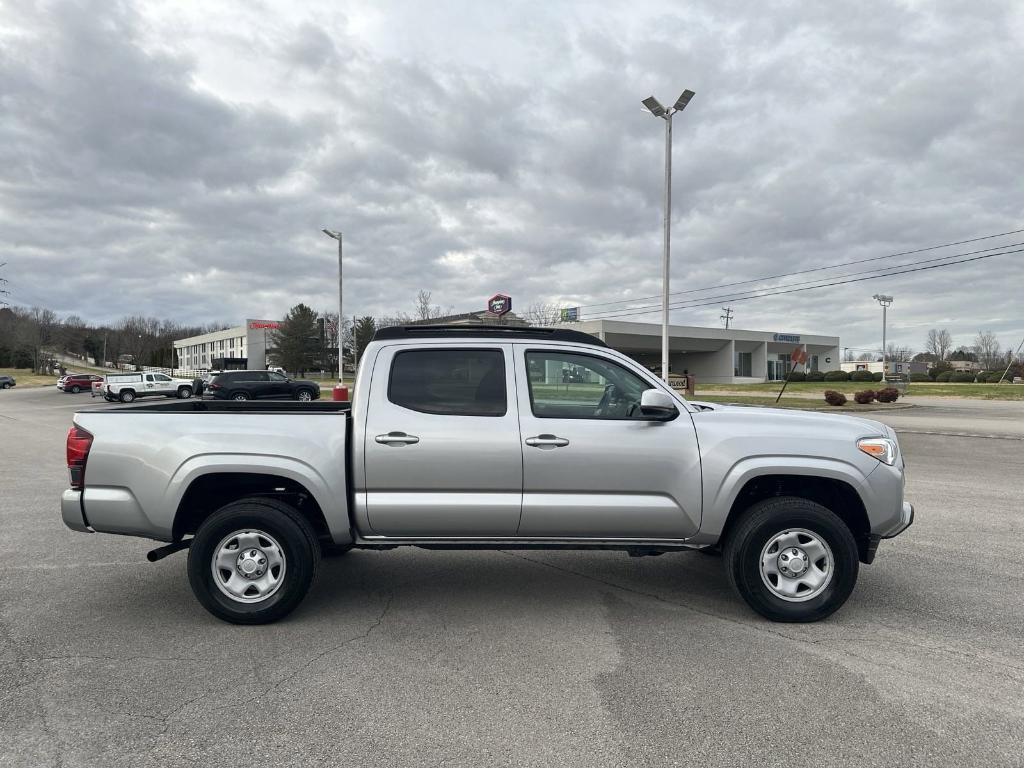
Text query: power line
581 241 1023 320
585 245 1024 321
575 227 1024 310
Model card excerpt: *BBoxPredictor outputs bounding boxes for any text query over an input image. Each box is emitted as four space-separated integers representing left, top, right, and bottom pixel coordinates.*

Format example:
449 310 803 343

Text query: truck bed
82 400 353 414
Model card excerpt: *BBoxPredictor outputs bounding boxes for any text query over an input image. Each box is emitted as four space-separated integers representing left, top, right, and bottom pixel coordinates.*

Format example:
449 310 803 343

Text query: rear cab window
388 348 507 416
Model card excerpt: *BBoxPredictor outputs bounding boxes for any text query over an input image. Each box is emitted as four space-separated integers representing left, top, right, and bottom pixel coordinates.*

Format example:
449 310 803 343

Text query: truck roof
371 324 607 348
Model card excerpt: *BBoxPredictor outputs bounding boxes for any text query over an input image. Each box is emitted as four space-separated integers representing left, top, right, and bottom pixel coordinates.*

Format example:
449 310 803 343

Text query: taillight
208 383 221 390
66 425 93 490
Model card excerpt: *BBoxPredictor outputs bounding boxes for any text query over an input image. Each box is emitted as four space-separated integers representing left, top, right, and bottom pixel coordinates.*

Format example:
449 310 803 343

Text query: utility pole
322 230 343 384
997 336 1024 384
642 90 695 381
720 307 733 329
873 294 893 379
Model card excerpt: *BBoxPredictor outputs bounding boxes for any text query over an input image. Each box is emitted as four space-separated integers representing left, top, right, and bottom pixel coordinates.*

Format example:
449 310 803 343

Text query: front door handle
525 434 570 448
375 431 420 445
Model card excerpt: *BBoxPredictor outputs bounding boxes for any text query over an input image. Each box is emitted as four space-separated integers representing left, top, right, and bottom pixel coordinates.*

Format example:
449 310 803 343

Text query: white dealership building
172 319 281 373
565 319 840 384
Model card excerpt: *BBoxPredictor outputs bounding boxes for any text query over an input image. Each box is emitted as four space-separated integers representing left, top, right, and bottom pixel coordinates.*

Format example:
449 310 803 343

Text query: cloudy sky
1 0 1022 355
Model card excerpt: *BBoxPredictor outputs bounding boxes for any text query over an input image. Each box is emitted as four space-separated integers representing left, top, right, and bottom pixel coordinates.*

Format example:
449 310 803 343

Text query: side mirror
639 389 678 420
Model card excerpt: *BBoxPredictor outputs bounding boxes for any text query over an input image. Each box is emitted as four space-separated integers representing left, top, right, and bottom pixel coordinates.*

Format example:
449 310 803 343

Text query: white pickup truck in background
102 372 195 402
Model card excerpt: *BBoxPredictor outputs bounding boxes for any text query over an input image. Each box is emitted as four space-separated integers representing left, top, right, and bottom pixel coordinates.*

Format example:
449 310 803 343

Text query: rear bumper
61 489 92 533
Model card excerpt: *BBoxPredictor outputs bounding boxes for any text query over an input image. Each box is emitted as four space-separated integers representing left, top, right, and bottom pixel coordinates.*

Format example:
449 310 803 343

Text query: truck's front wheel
724 496 858 622
187 498 320 624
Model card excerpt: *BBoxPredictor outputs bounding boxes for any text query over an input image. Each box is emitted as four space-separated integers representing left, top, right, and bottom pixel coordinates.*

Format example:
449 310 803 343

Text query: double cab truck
61 325 913 624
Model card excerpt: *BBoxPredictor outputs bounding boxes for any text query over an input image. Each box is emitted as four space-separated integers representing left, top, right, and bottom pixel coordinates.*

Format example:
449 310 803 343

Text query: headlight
858 437 898 465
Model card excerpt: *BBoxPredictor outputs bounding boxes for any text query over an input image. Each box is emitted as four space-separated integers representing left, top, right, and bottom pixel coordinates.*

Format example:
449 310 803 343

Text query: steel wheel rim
297 390 312 401
759 528 833 602
211 529 286 604
233 393 248 401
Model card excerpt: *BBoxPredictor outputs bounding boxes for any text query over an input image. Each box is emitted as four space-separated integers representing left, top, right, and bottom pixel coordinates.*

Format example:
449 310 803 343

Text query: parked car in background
58 374 103 394
206 370 320 401
91 378 105 398
103 372 195 403
0 375 15 389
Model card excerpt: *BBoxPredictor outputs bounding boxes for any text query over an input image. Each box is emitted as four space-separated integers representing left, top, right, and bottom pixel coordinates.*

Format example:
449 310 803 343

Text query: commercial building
841 360 929 376
565 320 839 384
173 319 281 373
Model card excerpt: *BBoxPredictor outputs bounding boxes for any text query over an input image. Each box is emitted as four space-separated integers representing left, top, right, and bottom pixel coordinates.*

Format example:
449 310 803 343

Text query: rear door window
388 349 506 416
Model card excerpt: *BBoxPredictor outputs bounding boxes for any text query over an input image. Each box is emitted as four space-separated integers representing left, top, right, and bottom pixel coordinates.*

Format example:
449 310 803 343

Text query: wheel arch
173 472 332 544
719 474 873 564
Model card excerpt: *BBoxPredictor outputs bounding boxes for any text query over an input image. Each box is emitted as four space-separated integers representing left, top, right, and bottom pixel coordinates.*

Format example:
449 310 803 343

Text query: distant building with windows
172 318 281 373
559 320 839 384
841 360 929 376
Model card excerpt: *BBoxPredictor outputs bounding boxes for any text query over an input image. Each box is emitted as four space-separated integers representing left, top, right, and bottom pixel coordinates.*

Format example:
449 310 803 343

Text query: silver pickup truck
61 325 913 624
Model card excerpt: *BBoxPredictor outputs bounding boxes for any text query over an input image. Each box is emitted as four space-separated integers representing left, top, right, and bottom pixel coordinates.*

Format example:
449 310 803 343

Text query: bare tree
925 328 952 360
885 343 914 362
522 302 563 326
842 348 856 362
856 352 875 362
974 330 1002 369
414 290 452 321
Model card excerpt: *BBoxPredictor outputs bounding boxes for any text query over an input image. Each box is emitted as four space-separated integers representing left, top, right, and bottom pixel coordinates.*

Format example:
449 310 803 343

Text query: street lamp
873 294 893 379
642 89 696 382
322 229 343 383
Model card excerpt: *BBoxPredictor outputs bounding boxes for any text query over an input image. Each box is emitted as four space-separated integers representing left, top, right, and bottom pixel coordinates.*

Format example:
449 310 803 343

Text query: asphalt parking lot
1 387 1022 767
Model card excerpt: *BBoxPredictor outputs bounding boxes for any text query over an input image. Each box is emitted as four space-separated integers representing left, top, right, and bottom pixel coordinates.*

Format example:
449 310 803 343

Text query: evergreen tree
270 304 320 374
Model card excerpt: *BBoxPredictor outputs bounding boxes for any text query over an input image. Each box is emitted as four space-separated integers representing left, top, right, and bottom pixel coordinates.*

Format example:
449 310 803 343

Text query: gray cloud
0 0 1021 356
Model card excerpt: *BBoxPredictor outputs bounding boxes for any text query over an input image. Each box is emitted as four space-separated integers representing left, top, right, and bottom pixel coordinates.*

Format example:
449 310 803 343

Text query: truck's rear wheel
187 497 319 624
119 390 136 403
724 496 858 622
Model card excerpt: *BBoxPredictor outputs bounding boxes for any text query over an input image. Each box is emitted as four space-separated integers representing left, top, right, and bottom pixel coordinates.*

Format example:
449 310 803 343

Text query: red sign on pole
791 346 807 366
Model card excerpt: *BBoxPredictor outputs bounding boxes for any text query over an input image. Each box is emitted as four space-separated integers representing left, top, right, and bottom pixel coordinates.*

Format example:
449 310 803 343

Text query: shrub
935 371 954 382
787 371 806 382
950 372 976 383
986 372 1008 383
824 390 847 406
850 370 875 382
872 371 885 382
853 389 876 404
876 387 899 403
823 370 850 382
805 370 825 382
909 373 931 382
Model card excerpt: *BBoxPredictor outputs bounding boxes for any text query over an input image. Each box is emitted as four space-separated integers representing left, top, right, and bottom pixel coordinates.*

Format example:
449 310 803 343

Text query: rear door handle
525 434 569 448
375 431 420 445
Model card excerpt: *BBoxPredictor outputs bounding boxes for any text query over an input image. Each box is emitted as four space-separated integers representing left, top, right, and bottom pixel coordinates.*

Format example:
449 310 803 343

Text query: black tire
119 390 136 403
177 386 193 399
2 383 11 389
232 392 250 401
70 385 81 394
724 496 859 622
187 497 320 625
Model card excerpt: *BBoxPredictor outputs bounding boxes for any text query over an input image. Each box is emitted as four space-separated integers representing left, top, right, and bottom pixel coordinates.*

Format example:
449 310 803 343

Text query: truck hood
687 400 892 440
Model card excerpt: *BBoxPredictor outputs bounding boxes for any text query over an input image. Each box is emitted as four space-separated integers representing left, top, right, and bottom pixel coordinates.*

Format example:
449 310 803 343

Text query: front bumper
61 489 92 533
883 501 914 539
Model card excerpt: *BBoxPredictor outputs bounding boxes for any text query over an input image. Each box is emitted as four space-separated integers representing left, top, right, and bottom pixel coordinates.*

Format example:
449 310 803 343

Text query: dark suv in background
0 375 15 389
206 370 321 401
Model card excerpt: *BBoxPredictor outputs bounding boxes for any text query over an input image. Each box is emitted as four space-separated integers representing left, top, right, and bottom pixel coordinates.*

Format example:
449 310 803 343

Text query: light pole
873 294 893 379
322 229 343 382
642 89 695 382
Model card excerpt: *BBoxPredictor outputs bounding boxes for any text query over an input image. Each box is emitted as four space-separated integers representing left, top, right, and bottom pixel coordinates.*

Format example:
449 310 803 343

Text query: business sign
248 320 281 330
773 333 800 343
560 307 580 322
487 294 512 317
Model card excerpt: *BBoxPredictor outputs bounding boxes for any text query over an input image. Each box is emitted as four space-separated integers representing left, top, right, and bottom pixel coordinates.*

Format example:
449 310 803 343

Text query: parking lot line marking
895 429 1024 441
